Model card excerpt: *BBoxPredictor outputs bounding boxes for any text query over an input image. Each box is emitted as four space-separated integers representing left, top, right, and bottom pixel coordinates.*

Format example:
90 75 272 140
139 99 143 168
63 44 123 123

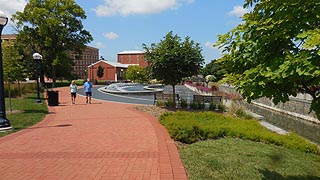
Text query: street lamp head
0 16 8 26
33 53 43 60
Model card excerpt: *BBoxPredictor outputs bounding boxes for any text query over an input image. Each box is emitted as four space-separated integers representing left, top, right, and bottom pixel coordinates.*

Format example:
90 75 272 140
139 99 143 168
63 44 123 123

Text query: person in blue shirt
84 78 93 104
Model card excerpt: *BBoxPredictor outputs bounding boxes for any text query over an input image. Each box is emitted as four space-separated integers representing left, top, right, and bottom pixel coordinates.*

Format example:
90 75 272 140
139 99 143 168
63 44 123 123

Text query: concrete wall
219 85 319 122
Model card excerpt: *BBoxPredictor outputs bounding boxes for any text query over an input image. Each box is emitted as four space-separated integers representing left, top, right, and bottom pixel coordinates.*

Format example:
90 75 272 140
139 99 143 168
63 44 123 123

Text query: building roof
1 34 17 40
88 60 137 68
85 45 99 51
118 50 145 55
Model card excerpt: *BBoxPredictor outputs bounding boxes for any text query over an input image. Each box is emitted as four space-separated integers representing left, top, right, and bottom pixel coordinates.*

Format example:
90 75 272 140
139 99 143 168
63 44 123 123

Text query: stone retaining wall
219 85 319 123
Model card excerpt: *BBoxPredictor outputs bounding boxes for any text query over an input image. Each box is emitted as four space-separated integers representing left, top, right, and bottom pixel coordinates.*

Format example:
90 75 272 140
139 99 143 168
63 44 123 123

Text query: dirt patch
135 105 173 118
6 110 24 114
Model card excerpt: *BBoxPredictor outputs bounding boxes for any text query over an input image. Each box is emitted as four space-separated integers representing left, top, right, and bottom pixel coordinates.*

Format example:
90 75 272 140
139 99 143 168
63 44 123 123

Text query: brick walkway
0 87 187 180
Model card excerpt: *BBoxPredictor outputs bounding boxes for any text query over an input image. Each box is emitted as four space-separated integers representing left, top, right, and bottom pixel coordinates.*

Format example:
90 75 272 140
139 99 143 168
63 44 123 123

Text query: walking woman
70 80 77 104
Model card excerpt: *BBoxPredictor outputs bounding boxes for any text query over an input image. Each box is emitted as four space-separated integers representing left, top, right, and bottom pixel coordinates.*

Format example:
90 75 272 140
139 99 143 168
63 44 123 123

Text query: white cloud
205 41 223 56
94 42 105 49
228 5 249 17
94 0 195 16
103 32 119 40
205 42 216 50
0 0 26 19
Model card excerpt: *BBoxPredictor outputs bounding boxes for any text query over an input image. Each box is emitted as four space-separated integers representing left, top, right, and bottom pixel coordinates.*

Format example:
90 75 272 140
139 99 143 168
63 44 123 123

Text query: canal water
244 103 320 145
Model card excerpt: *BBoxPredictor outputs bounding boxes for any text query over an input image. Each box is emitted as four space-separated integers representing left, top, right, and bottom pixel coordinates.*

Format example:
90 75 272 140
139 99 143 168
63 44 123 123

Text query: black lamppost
0 16 12 130
33 53 42 103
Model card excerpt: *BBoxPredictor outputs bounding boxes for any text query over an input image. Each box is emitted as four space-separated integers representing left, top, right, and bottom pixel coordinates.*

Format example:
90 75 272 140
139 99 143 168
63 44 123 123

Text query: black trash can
47 91 59 106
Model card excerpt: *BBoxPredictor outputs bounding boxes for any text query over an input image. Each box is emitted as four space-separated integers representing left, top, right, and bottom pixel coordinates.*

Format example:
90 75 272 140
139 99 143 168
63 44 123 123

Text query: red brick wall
117 53 148 68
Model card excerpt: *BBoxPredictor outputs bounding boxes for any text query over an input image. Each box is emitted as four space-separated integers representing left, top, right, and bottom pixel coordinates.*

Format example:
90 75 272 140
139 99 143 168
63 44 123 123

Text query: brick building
1 34 16 46
69 46 99 79
117 50 148 68
88 60 131 82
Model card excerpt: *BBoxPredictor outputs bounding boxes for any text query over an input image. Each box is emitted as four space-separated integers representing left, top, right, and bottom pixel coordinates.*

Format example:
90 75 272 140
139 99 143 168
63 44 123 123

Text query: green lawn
179 138 320 180
0 94 48 137
159 111 320 179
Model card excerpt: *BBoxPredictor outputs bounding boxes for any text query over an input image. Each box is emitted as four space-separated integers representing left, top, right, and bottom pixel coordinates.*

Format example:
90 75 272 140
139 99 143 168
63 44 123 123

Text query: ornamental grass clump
159 111 320 154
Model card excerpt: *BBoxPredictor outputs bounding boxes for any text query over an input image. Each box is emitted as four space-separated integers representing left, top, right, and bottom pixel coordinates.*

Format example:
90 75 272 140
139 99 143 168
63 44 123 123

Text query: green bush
209 102 226 112
4 83 37 97
159 111 320 154
156 100 165 107
235 108 253 119
190 102 205 110
165 98 176 108
180 99 188 109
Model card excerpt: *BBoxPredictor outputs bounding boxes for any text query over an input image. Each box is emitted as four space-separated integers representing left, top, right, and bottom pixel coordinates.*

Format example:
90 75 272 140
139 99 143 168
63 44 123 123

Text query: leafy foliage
160 111 320 154
12 0 93 82
2 44 25 83
143 31 204 105
96 65 104 80
215 0 320 119
201 59 226 82
124 65 147 83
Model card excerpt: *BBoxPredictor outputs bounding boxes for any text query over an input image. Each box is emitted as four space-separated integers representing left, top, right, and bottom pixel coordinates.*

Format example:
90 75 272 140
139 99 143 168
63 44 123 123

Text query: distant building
88 60 133 82
117 50 148 68
1 34 17 46
70 46 99 79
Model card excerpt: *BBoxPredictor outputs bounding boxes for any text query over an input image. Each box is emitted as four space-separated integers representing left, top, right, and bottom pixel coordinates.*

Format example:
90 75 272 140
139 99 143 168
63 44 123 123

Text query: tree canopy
216 0 320 119
124 65 147 83
143 31 204 102
12 0 93 82
201 59 227 82
97 65 104 80
2 43 24 83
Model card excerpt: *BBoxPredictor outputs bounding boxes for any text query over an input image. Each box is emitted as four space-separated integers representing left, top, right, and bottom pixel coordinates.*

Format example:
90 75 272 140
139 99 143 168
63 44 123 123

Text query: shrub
4 82 37 97
190 102 205 110
159 111 320 154
209 103 226 112
156 100 165 107
180 99 188 109
165 98 175 108
209 103 219 111
235 108 253 120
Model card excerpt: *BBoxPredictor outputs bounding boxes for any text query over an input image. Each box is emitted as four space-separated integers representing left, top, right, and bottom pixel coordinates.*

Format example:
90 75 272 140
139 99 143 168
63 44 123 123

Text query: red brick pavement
0 87 187 180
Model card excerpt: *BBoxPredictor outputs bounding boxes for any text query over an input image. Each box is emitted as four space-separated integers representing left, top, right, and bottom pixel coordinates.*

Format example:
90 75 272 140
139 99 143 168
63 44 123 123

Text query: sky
0 0 249 64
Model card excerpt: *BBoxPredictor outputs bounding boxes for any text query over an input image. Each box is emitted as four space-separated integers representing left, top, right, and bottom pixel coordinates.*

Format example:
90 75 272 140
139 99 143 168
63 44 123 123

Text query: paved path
0 87 187 180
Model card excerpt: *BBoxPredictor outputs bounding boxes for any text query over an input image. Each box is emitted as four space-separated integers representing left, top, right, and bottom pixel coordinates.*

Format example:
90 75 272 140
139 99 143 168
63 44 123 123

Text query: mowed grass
179 138 320 180
0 94 48 137
159 111 320 179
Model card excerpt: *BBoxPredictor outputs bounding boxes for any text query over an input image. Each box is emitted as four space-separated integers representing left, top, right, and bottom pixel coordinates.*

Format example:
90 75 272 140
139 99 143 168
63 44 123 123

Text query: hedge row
159 111 320 154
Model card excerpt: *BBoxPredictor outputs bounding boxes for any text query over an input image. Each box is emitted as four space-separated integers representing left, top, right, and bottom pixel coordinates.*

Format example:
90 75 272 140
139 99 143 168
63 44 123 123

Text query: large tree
216 0 320 118
143 31 204 104
12 0 93 83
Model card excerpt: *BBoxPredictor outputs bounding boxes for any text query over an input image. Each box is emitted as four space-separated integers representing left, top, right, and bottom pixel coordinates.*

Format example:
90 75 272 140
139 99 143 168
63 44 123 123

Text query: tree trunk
172 84 176 109
18 80 21 98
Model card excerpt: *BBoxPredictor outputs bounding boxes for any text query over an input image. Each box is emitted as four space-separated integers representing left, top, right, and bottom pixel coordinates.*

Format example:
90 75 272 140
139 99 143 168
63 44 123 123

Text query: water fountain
99 83 164 95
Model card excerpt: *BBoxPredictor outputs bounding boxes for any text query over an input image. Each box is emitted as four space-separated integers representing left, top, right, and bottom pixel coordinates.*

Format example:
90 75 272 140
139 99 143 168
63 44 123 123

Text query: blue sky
0 0 249 64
